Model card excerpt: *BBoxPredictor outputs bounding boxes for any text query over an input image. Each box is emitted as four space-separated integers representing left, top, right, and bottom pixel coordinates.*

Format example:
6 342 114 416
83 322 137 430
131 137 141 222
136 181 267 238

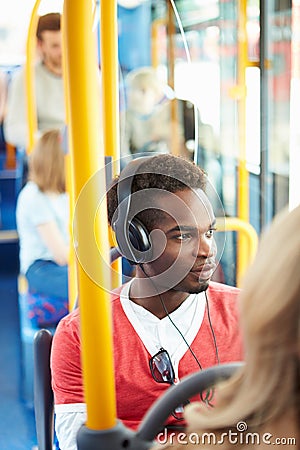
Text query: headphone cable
205 291 220 365
139 264 218 405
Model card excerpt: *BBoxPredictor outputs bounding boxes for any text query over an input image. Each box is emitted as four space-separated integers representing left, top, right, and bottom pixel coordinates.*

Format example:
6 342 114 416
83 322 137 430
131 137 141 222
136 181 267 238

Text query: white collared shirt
120 280 206 379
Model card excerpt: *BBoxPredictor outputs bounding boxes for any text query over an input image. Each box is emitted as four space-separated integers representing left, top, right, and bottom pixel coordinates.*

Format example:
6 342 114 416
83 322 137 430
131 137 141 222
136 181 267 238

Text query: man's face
144 188 217 294
38 30 62 74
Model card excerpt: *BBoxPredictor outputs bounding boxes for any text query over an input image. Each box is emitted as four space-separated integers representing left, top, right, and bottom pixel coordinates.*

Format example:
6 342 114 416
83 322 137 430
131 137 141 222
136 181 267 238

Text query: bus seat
18 274 56 407
33 328 54 450
76 362 242 449
137 362 243 443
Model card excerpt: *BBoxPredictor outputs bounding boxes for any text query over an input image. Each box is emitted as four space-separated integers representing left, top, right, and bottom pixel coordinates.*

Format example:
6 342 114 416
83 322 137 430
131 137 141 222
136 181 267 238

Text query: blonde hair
126 67 166 97
183 205 300 441
29 129 65 193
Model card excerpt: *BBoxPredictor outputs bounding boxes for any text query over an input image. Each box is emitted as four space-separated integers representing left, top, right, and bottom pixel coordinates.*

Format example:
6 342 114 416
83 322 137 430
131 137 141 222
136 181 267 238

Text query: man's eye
176 233 192 241
206 228 217 239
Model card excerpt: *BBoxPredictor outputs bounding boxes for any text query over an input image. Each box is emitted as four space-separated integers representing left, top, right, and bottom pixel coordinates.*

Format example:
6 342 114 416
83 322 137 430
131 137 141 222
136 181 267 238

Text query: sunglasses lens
150 349 191 422
150 350 175 383
152 364 172 383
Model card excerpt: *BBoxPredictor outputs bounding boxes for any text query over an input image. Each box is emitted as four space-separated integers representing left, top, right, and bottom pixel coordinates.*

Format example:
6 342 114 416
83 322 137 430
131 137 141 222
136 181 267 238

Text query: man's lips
191 263 216 278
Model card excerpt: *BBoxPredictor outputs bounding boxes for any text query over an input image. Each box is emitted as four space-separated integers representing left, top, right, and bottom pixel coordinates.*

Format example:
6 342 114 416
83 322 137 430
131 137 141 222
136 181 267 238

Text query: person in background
51 154 243 450
16 129 69 326
4 13 65 150
158 204 300 449
121 67 185 159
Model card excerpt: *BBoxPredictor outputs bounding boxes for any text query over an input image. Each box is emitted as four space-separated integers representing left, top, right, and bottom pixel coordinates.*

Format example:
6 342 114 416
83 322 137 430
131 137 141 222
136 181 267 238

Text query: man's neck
42 61 62 77
129 277 189 319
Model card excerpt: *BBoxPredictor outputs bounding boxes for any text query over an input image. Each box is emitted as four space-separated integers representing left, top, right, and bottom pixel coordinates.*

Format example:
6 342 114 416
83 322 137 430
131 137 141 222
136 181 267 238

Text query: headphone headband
116 156 149 213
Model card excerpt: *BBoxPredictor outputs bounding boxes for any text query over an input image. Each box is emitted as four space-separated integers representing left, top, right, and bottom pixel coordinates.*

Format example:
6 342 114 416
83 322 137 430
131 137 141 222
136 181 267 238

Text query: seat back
33 328 54 450
137 362 243 442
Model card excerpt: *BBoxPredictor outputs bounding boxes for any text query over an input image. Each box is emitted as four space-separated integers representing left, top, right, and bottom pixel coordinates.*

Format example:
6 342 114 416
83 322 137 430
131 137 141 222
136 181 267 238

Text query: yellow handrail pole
25 0 41 154
61 13 77 311
100 0 122 287
63 0 116 430
100 0 119 167
236 0 249 281
216 216 258 285
167 1 180 156
65 152 78 311
151 19 164 68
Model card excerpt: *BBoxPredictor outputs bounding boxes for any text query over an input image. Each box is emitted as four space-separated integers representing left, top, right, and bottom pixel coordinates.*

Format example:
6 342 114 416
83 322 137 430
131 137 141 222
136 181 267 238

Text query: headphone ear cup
128 218 152 264
112 156 154 264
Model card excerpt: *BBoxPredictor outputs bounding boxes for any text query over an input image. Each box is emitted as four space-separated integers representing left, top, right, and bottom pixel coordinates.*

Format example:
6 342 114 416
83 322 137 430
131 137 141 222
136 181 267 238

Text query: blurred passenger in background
4 13 65 150
16 130 69 326
158 204 300 449
121 66 185 159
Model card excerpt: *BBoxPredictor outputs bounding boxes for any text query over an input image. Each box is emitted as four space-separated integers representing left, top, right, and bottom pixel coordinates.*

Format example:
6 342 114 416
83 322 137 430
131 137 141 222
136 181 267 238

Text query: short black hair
107 154 207 231
36 13 61 40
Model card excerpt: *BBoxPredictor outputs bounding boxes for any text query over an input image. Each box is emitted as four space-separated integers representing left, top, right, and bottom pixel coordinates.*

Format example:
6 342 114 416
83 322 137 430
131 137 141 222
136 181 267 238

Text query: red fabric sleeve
51 308 85 404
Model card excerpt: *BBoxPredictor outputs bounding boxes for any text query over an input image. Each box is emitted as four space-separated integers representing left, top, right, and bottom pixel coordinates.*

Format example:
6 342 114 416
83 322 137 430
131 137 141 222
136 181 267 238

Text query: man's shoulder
111 284 124 297
35 61 49 76
209 281 240 294
58 284 127 329
111 284 128 309
35 61 63 81
57 307 80 331
11 63 50 81
208 281 240 301
207 282 241 322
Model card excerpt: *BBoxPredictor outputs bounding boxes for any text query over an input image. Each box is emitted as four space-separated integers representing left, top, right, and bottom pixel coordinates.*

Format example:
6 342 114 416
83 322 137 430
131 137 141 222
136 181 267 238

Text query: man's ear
36 39 43 59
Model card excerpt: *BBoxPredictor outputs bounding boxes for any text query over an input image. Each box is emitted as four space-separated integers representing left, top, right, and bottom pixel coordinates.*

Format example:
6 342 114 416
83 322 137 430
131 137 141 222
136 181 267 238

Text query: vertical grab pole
100 0 122 287
25 0 41 154
63 0 116 430
167 1 180 156
61 9 77 311
100 0 120 168
236 0 249 285
151 19 163 68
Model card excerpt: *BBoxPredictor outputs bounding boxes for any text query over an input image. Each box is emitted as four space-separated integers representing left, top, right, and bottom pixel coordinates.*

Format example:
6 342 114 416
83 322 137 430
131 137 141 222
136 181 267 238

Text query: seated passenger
51 154 243 450
16 129 69 327
121 67 185 158
158 204 300 449
4 13 65 150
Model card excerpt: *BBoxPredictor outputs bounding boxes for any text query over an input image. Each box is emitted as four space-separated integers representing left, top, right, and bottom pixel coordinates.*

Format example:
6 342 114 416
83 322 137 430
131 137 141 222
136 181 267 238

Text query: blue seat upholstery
18 275 57 407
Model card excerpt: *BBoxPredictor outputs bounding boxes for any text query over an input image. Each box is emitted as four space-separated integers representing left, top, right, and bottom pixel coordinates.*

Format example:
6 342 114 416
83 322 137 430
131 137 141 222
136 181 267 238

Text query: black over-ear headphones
112 157 154 265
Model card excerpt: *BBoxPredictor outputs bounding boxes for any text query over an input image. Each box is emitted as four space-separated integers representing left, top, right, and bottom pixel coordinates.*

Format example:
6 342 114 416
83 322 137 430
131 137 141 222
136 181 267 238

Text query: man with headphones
51 154 243 450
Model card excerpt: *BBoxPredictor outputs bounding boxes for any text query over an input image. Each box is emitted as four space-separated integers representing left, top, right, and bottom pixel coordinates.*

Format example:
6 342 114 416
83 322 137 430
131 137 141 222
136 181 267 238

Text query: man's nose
194 235 216 258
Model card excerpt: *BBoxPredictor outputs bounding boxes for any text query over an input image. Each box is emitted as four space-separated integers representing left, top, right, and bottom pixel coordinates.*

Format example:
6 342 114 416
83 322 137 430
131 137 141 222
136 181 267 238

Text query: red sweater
51 281 243 430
